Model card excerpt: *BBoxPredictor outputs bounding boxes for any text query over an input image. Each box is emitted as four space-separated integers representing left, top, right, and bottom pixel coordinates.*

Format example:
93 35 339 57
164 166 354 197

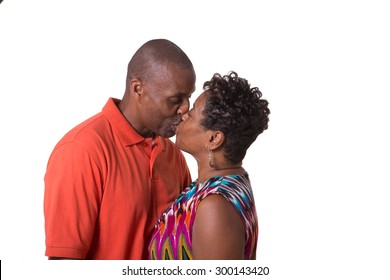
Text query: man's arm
44 142 101 259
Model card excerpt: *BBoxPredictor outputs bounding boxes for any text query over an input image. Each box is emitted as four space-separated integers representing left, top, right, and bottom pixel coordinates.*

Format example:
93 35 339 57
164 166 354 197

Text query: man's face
141 65 196 138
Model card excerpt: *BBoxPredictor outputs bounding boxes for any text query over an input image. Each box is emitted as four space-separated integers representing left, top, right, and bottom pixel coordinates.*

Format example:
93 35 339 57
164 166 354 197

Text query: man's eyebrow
170 93 190 99
180 92 192 98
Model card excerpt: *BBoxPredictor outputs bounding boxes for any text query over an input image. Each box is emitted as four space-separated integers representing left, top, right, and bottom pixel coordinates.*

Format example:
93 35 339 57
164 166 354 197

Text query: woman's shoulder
197 173 254 211
201 173 252 194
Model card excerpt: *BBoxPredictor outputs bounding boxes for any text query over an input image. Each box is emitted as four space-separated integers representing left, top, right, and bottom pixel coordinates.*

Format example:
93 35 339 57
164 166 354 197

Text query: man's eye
169 97 182 104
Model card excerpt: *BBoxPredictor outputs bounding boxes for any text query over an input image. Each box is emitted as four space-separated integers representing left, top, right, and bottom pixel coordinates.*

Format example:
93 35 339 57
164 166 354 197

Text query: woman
148 71 270 260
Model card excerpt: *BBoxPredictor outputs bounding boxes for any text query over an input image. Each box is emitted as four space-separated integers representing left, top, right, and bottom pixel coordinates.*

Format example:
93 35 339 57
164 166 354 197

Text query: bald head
126 39 194 84
119 39 196 138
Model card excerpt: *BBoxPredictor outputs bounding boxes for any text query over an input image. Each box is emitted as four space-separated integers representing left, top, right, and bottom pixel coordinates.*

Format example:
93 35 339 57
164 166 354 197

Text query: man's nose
177 98 190 116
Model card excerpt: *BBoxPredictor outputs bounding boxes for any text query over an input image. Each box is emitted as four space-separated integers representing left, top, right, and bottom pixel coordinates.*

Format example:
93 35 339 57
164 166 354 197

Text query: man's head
120 39 196 138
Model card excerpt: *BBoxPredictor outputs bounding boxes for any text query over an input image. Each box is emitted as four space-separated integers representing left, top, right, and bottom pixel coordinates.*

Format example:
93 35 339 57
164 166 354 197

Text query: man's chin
161 130 176 139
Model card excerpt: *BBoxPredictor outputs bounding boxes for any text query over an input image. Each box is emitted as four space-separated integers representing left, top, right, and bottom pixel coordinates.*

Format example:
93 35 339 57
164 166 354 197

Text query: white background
1 0 389 279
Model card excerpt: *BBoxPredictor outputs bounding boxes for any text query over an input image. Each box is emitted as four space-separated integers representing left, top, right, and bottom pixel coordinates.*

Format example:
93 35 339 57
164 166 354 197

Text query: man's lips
172 119 182 127
172 121 182 132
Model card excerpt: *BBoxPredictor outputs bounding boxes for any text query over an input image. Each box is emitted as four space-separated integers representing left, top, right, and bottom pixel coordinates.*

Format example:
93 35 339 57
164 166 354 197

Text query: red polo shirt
44 98 191 259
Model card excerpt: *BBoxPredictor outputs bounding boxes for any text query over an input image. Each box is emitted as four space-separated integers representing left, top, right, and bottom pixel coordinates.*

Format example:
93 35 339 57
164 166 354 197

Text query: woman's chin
175 135 181 145
175 137 184 150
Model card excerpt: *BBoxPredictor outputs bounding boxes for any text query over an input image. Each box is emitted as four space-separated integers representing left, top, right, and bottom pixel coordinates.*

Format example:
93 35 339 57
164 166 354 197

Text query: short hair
201 71 270 164
126 39 194 83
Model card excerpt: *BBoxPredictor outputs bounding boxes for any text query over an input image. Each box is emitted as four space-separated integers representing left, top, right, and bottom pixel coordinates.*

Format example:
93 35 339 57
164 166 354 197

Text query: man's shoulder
54 112 111 150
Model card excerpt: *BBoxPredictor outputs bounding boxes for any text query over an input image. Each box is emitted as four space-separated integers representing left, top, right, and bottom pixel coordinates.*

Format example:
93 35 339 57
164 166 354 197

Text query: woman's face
175 92 208 155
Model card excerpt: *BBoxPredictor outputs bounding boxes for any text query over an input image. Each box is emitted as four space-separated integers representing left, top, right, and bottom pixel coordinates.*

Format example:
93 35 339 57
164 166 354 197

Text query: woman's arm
192 195 246 260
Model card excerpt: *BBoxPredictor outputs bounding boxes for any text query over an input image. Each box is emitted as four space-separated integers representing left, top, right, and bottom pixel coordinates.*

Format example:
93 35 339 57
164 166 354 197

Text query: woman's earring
208 148 215 168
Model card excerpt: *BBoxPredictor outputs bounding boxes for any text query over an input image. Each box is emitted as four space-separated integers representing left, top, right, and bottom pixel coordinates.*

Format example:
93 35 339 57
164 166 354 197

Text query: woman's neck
197 165 245 184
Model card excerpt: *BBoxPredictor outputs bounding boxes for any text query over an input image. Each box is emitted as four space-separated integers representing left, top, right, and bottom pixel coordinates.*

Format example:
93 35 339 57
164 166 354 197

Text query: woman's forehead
193 92 206 109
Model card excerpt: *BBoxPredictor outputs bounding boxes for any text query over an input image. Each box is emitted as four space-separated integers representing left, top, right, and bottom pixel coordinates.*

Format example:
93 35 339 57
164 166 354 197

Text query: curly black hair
201 71 270 165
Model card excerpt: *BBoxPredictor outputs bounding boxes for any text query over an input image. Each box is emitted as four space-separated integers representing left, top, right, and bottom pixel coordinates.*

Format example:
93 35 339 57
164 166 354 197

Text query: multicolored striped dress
148 173 258 260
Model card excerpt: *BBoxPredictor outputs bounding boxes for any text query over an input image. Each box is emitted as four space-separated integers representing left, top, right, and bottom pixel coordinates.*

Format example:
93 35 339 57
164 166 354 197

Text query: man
44 39 196 259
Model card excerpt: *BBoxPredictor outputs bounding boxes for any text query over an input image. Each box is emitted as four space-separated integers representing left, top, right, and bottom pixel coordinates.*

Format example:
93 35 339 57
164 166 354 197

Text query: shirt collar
102 98 166 150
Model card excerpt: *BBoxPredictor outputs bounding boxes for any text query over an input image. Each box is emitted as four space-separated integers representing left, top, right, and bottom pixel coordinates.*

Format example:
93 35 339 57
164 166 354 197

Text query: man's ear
207 130 225 150
129 79 143 97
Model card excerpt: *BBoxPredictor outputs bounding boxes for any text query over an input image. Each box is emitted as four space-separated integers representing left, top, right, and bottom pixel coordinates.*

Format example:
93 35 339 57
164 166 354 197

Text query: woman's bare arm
192 195 246 260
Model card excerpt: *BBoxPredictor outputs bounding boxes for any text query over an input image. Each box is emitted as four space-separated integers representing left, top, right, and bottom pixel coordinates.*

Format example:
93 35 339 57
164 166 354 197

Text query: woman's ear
207 131 225 150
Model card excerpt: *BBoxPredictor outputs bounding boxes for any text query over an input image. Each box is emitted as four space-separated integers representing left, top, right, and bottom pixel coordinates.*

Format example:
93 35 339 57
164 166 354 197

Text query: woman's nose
181 112 189 122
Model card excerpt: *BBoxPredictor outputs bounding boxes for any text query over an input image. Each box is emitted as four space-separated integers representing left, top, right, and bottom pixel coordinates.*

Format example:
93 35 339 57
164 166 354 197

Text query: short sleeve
44 141 103 259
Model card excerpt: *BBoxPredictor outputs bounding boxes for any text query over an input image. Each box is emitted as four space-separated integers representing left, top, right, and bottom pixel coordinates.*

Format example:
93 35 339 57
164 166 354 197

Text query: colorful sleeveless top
148 173 258 260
